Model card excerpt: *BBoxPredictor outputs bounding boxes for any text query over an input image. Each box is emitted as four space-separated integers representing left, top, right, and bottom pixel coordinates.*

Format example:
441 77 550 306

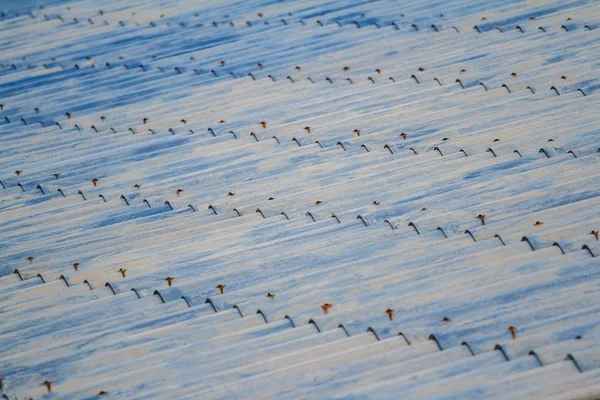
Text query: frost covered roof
1 0 600 398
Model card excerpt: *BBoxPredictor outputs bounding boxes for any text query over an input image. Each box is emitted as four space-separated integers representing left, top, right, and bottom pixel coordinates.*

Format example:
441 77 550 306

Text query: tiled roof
1 0 600 398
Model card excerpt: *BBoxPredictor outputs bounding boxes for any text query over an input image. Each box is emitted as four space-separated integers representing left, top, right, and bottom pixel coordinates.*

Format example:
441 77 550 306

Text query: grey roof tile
332 349 512 400
488 368 600 399
429 359 581 400
539 379 600 400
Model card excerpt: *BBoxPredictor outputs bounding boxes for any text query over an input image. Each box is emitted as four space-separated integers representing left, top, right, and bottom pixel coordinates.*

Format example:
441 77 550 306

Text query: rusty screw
27 256 35 264
133 184 141 189
73 263 79 271
561 75 567 80
295 65 302 71
321 303 332 314
442 316 451 322
220 60 226 67
65 111 71 119
315 200 322 205
353 129 361 136
42 380 52 393
385 308 394 320
508 326 517 339
304 126 311 134
101 116 106 121
260 121 267 129
15 170 23 175
176 189 183 197
534 221 544 226
92 178 99 187
511 72 517 77
266 292 276 298
258 63 263 69
400 133 407 140
53 173 60 180
216 284 226 294
180 119 187 124
143 117 148 124
476 214 486 225
34 107 39 114
219 120 226 124
165 277 175 286
343 66 350 72
118 268 127 278
375 69 382 74
373 201 380 206
590 230 599 240
228 192 236 196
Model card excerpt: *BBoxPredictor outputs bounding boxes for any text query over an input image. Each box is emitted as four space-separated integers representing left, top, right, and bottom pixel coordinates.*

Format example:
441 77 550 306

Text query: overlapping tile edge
0 0 600 399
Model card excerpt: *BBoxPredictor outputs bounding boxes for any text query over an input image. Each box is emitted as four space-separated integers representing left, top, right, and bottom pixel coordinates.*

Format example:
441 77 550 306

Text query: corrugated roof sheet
1 0 600 398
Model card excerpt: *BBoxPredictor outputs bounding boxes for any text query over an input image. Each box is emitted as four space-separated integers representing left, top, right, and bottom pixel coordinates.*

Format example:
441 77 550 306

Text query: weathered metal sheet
1 0 600 398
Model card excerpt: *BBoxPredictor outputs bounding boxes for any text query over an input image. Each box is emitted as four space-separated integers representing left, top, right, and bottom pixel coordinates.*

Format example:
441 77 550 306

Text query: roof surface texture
1 0 600 398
